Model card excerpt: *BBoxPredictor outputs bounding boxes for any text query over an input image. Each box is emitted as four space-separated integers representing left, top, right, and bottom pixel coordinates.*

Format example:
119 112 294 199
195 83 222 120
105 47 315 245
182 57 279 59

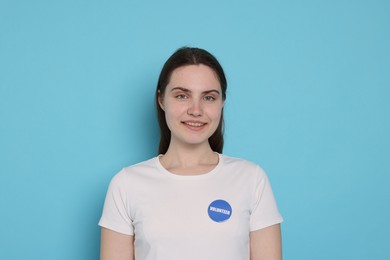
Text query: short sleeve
249 166 283 231
98 170 134 235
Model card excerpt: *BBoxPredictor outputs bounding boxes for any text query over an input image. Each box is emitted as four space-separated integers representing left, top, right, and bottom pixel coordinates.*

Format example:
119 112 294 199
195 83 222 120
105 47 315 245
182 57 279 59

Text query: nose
187 99 203 117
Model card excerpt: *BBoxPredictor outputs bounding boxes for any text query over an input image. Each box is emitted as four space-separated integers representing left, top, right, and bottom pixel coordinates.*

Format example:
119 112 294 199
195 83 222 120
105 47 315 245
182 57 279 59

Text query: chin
175 136 209 146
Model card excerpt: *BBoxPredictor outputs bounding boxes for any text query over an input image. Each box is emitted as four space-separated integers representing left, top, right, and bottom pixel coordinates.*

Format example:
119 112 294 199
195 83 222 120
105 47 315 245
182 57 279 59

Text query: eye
175 94 188 100
204 95 216 102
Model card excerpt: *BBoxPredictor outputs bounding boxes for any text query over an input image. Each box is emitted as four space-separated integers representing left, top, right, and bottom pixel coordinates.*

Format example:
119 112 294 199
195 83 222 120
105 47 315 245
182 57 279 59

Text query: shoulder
220 154 267 179
122 157 158 174
109 157 159 187
221 154 264 171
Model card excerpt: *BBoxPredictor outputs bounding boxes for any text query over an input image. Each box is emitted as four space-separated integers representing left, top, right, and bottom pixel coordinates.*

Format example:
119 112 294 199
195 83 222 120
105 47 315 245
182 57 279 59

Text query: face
159 64 224 148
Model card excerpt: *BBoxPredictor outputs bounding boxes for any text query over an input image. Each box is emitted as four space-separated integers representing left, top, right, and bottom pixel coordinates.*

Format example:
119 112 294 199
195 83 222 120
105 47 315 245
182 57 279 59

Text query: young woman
99 47 283 260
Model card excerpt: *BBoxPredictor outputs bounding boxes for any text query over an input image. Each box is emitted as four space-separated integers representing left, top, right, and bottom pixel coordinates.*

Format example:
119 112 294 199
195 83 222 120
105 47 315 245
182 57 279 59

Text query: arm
100 227 134 260
250 224 282 260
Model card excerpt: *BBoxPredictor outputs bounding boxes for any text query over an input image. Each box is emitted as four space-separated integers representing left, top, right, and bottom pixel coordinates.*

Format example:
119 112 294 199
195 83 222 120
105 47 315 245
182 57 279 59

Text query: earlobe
158 94 165 111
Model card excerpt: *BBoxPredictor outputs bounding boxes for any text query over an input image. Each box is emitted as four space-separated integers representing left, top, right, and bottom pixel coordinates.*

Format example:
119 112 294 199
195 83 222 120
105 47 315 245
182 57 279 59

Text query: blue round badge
208 199 232 222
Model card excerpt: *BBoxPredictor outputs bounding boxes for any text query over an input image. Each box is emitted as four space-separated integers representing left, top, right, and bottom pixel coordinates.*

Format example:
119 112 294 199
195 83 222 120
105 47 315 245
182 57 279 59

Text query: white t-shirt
99 154 283 260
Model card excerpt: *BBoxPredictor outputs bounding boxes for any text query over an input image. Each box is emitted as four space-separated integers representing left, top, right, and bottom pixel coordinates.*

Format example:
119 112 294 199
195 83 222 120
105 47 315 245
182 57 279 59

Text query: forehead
167 64 221 91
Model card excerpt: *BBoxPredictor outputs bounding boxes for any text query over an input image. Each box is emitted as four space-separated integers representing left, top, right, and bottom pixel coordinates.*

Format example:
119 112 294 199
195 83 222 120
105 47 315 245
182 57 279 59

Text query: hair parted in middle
155 47 227 155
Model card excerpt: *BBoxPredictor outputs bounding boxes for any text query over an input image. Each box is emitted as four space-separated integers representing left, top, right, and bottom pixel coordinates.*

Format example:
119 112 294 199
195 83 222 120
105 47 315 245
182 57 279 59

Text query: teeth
185 122 204 127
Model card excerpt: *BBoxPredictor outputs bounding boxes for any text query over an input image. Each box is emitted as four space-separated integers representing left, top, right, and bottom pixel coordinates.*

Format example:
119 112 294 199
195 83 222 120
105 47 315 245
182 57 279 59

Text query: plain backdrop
1 0 389 259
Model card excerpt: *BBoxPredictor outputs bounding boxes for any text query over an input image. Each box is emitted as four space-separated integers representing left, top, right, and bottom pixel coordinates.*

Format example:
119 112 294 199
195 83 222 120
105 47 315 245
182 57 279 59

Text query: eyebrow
170 87 220 95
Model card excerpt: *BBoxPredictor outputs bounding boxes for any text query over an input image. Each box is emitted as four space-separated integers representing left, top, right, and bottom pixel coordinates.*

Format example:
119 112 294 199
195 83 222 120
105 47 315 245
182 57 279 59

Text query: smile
183 122 205 127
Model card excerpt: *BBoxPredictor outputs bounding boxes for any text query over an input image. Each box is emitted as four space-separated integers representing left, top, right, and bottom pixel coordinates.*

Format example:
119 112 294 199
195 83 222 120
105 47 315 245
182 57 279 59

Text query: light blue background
1 0 389 259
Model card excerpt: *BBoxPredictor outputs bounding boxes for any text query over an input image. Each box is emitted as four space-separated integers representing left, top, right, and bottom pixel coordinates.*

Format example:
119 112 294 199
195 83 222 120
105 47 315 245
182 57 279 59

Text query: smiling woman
158 64 224 153
155 47 227 156
99 47 283 260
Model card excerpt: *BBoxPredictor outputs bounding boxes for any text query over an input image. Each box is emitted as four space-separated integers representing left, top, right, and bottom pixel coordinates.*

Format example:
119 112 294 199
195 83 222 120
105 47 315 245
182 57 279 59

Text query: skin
100 228 134 260
158 64 224 174
100 64 282 260
250 224 282 260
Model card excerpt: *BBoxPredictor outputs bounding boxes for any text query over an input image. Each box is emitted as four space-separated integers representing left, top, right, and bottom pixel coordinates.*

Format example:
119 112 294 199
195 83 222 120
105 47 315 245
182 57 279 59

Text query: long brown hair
155 47 227 155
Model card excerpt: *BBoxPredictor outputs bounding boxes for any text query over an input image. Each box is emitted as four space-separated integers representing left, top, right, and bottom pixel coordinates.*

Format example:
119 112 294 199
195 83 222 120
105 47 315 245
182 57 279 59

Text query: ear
158 90 165 111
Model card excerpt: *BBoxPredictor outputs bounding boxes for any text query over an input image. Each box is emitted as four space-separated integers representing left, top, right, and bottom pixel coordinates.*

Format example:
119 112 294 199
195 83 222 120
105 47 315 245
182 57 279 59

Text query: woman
99 47 283 260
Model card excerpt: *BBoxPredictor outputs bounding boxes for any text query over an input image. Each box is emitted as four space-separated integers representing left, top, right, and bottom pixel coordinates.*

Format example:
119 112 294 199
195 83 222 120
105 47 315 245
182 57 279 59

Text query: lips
185 121 205 127
182 121 206 128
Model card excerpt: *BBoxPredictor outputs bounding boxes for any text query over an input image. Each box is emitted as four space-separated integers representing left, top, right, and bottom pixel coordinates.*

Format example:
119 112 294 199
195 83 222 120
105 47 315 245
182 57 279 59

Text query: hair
155 47 227 155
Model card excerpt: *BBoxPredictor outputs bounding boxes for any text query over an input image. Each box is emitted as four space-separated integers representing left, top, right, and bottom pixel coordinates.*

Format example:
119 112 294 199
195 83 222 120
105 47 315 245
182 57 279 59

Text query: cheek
209 106 223 120
164 104 184 123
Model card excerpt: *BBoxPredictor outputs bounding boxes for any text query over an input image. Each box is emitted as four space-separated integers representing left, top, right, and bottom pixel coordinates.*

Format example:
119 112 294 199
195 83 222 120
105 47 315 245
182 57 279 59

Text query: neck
159 140 219 175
